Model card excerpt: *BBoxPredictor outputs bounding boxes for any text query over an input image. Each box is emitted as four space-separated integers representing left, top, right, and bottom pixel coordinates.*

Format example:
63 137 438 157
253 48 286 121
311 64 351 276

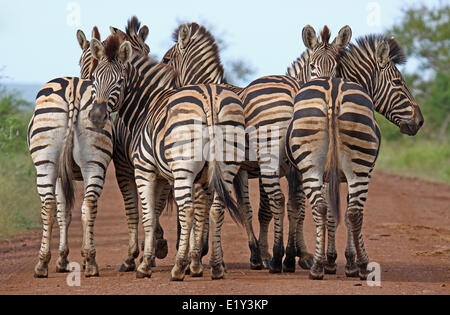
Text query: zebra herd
28 17 424 282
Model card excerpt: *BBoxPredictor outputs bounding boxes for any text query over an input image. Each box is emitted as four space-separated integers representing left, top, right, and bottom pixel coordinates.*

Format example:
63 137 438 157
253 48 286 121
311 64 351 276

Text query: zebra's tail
325 102 341 223
207 160 244 226
57 101 77 212
205 92 244 226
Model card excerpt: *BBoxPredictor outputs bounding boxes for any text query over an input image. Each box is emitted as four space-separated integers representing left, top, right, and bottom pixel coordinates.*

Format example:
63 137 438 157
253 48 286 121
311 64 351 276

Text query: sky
0 0 442 86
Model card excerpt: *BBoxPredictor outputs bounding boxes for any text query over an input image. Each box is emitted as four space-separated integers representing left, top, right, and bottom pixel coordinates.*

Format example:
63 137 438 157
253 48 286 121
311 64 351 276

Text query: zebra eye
310 64 316 71
162 57 171 64
393 79 403 86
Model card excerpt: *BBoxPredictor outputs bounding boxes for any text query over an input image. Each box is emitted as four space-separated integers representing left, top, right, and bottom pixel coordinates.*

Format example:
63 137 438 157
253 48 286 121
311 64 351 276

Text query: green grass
0 153 41 238
376 137 450 184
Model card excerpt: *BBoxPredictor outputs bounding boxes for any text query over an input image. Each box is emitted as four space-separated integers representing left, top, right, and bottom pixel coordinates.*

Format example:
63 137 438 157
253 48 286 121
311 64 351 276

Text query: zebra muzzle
88 102 109 129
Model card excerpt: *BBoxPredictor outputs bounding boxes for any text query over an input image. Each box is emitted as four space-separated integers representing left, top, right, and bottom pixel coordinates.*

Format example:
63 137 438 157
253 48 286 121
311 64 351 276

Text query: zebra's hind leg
295 190 314 270
235 170 262 270
344 211 359 278
302 176 327 280
155 182 171 261
34 171 58 278
324 183 338 275
257 182 273 270
209 194 226 280
116 171 140 273
346 182 370 280
56 179 72 273
80 168 107 278
284 194 298 273
171 172 198 282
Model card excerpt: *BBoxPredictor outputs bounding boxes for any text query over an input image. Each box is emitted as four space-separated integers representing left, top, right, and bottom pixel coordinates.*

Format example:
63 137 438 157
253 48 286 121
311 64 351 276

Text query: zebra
88 33 246 281
163 22 352 273
286 35 424 280
28 17 150 278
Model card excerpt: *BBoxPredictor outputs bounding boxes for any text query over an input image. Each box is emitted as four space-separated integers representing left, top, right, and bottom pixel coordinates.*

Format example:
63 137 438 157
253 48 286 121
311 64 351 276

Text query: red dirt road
1 166 449 295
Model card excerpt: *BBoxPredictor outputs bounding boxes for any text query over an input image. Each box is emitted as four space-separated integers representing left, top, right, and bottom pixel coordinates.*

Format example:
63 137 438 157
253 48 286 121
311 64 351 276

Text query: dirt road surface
1 166 449 295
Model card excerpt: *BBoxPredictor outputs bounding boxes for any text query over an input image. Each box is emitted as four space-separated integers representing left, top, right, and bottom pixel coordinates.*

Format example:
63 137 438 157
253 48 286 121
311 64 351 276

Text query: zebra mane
104 34 122 61
320 26 331 44
125 16 142 37
339 34 407 67
286 49 311 79
171 22 225 82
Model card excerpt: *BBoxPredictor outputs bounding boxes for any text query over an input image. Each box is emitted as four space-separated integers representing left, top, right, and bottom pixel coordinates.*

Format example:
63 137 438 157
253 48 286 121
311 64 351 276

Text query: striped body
162 23 352 272
287 35 423 280
89 34 245 280
28 18 151 278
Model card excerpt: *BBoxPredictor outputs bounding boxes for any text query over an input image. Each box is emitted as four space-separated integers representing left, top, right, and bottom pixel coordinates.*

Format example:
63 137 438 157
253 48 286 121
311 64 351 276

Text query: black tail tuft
211 163 244 226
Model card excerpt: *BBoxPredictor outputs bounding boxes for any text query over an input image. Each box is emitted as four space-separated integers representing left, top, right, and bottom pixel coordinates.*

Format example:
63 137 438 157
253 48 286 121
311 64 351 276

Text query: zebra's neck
286 49 311 84
338 44 379 109
118 55 177 132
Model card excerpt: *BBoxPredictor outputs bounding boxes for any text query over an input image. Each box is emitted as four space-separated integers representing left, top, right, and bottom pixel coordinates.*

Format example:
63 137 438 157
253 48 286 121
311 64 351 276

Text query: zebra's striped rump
287 77 380 280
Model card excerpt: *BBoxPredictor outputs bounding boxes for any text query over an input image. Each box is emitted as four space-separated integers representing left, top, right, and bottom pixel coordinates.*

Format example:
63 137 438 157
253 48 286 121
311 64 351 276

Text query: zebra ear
92 26 101 41
333 25 352 49
119 41 133 63
178 24 191 48
302 25 317 50
139 25 149 42
376 41 391 68
90 38 104 61
77 30 89 51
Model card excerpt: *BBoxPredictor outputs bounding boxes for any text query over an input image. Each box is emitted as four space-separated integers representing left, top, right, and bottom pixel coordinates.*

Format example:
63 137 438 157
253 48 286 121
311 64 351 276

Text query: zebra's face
309 49 339 79
303 25 352 80
88 36 132 129
375 42 424 136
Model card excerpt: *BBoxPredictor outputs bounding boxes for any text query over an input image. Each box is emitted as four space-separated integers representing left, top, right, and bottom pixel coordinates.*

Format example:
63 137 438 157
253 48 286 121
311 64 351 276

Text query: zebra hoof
324 263 337 275
358 263 370 280
34 262 49 278
190 263 204 278
211 264 225 280
298 253 314 270
56 257 70 273
309 262 324 280
282 257 296 273
345 266 360 278
136 270 152 279
269 257 283 274
85 263 99 278
155 239 168 260
119 260 136 273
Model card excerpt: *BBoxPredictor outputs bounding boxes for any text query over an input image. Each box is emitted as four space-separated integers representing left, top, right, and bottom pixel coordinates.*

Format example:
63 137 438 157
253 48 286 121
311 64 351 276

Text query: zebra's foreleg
116 170 140 273
56 179 72 273
135 173 159 279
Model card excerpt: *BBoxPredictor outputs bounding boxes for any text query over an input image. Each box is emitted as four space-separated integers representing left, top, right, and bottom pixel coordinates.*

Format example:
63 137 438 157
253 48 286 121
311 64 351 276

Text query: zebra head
373 39 424 135
302 25 352 79
162 22 225 87
110 16 150 56
77 27 101 80
88 34 132 129
339 35 424 136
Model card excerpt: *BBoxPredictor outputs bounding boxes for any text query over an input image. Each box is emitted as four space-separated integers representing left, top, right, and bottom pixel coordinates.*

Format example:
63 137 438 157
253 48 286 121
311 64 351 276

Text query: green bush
0 88 41 238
